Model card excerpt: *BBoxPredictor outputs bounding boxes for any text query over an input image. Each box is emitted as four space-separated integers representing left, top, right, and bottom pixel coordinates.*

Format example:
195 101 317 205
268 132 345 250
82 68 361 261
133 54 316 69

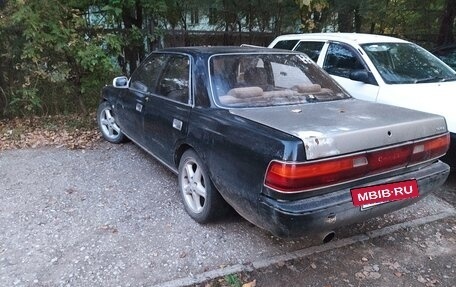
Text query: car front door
142 53 192 167
116 54 167 145
322 42 380 102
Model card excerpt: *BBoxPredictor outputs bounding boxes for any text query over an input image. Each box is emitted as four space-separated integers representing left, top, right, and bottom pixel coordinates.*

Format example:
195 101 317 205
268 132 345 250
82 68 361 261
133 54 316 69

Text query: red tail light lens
265 155 369 191
366 144 412 172
410 133 450 164
265 133 450 193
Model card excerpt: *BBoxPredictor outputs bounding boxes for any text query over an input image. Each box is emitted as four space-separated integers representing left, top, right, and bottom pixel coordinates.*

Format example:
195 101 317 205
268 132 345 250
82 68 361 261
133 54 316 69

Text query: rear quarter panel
185 107 306 218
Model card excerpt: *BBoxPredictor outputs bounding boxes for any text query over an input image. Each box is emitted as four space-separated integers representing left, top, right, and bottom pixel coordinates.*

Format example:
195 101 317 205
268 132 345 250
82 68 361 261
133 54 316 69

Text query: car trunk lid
230 99 447 160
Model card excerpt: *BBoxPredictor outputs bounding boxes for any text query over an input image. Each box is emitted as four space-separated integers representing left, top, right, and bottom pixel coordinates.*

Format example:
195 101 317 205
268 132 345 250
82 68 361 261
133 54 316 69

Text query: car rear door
293 41 325 62
142 53 192 167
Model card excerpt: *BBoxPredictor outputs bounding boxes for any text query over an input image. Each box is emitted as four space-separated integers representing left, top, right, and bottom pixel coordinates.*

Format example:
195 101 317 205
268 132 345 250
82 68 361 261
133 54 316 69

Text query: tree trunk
437 0 456 46
354 7 362 32
122 0 144 75
370 22 376 34
334 1 361 32
337 7 353 32
65 55 87 115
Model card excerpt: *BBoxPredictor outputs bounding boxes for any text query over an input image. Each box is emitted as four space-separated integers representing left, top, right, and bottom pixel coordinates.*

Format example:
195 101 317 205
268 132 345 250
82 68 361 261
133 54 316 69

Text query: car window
362 43 456 84
272 40 299 50
270 61 313 87
156 54 190 104
433 47 456 70
130 54 168 93
210 53 350 108
323 43 365 78
294 41 325 62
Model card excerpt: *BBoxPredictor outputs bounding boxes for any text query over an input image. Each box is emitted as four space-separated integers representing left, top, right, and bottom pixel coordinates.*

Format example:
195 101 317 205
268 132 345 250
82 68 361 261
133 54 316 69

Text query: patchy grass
0 114 101 150
224 274 243 287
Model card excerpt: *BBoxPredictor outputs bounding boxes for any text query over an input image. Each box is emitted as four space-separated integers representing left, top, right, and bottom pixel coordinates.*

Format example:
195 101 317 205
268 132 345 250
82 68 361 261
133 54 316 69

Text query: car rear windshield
361 42 456 84
209 53 350 108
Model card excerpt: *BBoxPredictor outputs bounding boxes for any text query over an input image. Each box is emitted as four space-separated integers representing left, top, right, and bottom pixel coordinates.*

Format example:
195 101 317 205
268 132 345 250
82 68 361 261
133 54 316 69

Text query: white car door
320 42 380 102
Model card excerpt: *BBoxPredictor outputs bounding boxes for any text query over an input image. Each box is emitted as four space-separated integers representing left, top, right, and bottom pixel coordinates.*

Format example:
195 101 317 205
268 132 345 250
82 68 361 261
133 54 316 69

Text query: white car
269 33 456 164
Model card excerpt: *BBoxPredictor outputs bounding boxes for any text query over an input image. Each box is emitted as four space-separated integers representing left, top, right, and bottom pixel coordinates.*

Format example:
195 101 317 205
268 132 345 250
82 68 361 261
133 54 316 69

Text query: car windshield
361 42 456 84
209 53 350 108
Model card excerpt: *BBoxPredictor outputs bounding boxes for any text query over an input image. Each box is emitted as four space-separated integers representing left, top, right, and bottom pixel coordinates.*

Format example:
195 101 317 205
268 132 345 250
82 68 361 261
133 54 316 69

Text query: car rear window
272 40 299 50
209 53 350 108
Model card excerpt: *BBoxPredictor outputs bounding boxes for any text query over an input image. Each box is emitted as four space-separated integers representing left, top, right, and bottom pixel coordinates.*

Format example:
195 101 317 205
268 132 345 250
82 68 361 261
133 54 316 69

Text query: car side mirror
349 69 370 83
112 76 128 88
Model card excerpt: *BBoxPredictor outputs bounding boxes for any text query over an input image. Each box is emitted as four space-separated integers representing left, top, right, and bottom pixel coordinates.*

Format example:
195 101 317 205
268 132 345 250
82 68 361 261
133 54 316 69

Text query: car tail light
265 155 369 192
366 145 412 172
265 133 450 193
410 133 450 164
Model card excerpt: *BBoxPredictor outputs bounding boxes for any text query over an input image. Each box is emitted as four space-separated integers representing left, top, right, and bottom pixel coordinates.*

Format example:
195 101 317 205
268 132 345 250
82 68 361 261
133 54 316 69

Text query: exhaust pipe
321 231 336 244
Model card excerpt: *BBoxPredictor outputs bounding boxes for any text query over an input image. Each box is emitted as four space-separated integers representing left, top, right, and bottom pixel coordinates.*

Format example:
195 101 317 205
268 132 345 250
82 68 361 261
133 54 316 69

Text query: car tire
178 149 228 223
97 101 127 144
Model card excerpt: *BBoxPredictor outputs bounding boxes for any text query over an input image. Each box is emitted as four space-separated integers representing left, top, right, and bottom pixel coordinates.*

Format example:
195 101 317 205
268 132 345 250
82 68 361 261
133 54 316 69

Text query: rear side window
272 40 299 50
294 41 325 62
156 54 190 104
323 43 365 78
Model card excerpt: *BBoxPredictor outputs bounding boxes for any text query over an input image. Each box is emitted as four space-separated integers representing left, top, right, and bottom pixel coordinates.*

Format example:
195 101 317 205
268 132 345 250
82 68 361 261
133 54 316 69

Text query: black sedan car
97 47 450 239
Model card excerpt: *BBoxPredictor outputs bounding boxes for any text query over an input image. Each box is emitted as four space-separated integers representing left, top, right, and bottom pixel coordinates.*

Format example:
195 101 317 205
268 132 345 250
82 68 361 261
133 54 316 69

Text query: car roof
271 33 411 46
153 46 285 57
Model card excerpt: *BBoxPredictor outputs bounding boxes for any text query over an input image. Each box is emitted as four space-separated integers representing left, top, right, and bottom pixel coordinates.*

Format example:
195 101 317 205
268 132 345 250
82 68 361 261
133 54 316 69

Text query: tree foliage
437 0 456 46
1 0 123 116
0 0 454 118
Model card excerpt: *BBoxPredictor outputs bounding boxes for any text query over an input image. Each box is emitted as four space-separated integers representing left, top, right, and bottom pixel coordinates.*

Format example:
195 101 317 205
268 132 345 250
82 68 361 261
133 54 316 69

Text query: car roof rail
240 44 266 48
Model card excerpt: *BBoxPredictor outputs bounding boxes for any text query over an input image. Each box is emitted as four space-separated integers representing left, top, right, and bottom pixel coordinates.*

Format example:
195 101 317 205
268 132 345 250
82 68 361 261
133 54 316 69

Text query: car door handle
173 119 183 131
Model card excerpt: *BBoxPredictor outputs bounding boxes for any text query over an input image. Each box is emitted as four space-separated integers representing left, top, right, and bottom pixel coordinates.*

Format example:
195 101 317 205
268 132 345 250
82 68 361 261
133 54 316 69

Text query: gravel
0 142 454 286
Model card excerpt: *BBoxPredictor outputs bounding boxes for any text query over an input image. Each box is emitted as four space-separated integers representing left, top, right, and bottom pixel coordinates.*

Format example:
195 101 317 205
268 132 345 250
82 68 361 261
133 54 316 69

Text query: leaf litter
0 114 101 150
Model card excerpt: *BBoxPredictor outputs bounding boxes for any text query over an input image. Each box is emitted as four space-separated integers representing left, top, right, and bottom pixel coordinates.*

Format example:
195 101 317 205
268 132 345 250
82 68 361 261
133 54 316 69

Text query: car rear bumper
258 160 450 238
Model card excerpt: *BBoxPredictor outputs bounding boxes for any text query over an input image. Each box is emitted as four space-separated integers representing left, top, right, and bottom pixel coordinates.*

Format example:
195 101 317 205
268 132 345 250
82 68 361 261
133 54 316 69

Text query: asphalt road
0 142 454 286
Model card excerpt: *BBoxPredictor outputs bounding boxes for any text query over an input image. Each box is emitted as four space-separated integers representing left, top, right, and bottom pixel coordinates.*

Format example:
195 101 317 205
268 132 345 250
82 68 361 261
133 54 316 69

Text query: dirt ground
196 175 456 287
202 216 456 287
1 117 455 287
